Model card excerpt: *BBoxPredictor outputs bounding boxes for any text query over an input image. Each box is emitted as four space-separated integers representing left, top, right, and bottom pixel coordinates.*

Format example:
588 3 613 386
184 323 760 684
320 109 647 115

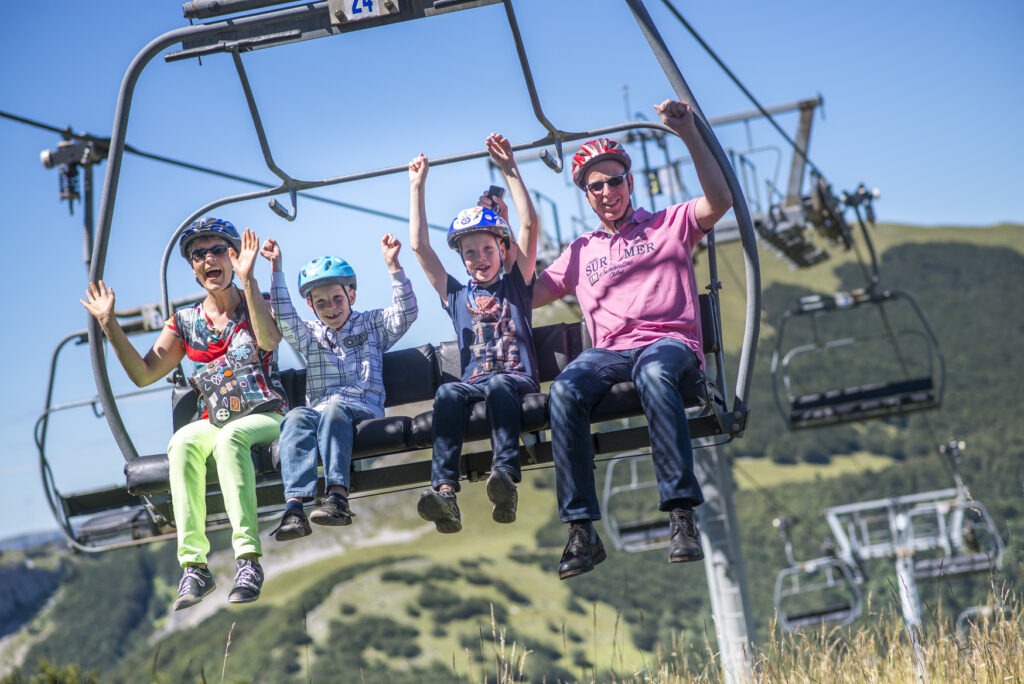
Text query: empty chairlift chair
771 516 864 632
771 288 945 430
601 454 671 552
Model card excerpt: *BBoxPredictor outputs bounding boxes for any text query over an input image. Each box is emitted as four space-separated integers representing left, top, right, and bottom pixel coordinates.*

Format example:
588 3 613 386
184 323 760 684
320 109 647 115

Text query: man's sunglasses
189 244 230 262
585 174 628 194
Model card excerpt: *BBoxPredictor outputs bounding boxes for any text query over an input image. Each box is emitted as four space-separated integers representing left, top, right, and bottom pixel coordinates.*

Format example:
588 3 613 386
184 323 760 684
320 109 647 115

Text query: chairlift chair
771 516 864 632
36 299 198 552
75 0 762 548
601 453 671 552
955 604 1012 641
910 496 1004 580
771 287 945 430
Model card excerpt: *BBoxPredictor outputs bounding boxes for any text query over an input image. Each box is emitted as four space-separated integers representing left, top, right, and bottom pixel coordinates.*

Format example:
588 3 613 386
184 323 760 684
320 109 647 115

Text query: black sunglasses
189 244 230 262
585 174 628 194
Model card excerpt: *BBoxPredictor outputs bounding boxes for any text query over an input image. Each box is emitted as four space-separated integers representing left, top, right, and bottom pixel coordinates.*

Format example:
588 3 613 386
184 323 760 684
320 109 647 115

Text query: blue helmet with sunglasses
298 256 357 298
179 217 242 260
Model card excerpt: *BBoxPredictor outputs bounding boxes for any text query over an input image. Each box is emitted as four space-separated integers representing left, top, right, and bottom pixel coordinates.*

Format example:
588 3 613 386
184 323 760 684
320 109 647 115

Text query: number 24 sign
331 0 399 23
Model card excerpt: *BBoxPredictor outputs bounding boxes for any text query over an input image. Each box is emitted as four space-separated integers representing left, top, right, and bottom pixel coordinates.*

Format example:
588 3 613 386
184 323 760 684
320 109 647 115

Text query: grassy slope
259 476 651 678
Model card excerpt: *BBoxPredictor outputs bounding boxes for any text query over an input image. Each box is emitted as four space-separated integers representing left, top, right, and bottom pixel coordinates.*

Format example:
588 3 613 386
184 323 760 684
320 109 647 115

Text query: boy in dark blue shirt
408 133 539 532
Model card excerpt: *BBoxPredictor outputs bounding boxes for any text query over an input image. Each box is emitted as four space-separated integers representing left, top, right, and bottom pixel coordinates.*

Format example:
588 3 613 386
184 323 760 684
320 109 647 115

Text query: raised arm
260 237 313 353
379 233 418 348
654 99 732 231
232 228 282 352
486 133 538 281
408 154 449 302
81 281 185 387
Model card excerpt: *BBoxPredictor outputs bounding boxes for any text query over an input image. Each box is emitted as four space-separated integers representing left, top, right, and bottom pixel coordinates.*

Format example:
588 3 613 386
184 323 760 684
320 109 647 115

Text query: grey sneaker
417 488 462 534
486 469 518 524
271 506 311 541
173 565 215 611
309 495 355 526
227 559 264 604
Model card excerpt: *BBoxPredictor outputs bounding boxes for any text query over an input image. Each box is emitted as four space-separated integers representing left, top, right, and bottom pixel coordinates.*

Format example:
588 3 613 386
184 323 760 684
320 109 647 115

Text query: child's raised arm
260 237 283 273
486 133 538 281
408 153 449 302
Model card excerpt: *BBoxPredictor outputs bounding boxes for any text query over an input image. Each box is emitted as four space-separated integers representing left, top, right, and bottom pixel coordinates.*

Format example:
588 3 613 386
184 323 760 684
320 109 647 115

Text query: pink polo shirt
538 199 708 367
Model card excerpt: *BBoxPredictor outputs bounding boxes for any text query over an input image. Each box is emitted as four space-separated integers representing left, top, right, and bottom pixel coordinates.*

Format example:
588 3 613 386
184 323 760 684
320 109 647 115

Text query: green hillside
4 223 1023 682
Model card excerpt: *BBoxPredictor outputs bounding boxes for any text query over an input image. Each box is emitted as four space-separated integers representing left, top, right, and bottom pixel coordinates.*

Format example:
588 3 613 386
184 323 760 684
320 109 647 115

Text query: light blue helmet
298 256 356 298
446 207 511 251
179 217 241 260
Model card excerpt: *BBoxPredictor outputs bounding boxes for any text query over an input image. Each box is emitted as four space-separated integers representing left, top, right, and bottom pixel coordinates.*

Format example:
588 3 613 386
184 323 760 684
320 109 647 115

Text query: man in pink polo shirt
534 99 732 579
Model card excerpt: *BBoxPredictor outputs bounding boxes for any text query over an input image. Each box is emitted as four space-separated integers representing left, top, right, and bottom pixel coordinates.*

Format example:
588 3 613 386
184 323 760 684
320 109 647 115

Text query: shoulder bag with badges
188 340 283 428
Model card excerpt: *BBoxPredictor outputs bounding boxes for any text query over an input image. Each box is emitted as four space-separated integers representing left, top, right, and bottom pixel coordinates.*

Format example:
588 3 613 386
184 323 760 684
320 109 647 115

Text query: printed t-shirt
445 262 538 384
537 199 708 366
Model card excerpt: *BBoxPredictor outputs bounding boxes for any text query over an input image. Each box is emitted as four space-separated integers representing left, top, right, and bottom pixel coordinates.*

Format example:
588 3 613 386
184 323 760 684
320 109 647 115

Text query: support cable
0 108 449 232
658 0 824 178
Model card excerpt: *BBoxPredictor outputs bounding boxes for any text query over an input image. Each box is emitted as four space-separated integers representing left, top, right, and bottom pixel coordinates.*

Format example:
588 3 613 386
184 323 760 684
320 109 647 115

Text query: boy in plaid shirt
262 234 417 540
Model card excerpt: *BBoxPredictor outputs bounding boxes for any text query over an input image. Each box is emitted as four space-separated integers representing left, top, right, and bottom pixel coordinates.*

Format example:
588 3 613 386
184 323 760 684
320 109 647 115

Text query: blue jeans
548 338 704 523
278 400 375 501
431 373 539 491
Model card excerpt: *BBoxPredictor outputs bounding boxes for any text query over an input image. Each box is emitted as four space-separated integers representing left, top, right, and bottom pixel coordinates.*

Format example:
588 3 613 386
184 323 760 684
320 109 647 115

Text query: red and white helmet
571 138 631 189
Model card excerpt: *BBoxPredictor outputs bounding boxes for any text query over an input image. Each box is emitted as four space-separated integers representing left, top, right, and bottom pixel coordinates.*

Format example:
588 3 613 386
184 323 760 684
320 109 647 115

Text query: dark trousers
430 373 539 491
548 338 704 522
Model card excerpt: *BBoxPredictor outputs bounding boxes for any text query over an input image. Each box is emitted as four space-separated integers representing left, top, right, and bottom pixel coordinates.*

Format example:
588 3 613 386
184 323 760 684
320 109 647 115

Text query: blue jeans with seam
548 337 704 523
278 400 375 501
431 373 539 491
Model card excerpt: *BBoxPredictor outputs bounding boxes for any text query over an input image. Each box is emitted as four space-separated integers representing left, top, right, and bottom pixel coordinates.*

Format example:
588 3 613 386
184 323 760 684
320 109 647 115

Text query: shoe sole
558 546 607 580
486 472 518 524
274 525 312 541
417 493 462 534
669 549 705 563
227 593 261 604
309 512 352 527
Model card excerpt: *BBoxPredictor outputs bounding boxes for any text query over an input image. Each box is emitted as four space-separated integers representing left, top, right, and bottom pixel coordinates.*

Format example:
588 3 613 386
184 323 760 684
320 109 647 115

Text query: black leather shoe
558 521 607 580
668 508 704 563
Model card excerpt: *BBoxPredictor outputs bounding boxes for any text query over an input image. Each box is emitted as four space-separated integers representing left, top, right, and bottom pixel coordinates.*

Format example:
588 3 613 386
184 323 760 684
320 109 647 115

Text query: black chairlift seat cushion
128 312 723 495
791 376 935 421
127 344 438 496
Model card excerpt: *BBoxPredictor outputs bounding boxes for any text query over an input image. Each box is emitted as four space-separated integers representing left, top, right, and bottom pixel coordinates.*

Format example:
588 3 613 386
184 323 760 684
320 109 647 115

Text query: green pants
167 412 283 567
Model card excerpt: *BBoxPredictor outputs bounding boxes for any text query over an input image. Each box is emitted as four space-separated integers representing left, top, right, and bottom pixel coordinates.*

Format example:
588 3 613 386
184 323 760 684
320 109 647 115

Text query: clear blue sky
1 0 1021 542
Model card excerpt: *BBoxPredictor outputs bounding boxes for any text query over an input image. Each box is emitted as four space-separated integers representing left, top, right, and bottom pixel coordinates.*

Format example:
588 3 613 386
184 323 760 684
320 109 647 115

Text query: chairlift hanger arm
626 0 760 413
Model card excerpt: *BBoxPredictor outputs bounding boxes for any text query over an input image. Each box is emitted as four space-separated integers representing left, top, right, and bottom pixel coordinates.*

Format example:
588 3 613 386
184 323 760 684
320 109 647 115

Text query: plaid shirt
271 269 417 417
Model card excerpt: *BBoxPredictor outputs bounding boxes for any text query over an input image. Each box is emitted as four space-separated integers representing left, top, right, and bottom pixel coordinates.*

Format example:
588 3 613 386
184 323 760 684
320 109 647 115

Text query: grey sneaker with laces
173 565 215 611
227 558 264 604
417 488 462 533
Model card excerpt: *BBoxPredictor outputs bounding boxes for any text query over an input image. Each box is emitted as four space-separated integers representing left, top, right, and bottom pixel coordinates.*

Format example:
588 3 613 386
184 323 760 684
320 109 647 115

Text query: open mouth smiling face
459 232 505 285
188 237 233 288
